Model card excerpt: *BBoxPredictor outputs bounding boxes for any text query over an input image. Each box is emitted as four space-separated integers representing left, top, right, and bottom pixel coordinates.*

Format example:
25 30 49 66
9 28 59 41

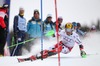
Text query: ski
17 53 99 63
17 50 57 63
18 55 37 62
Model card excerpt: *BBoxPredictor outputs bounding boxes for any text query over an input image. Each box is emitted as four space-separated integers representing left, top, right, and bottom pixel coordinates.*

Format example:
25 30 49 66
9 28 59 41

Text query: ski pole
8 38 35 48
11 39 18 56
40 0 44 60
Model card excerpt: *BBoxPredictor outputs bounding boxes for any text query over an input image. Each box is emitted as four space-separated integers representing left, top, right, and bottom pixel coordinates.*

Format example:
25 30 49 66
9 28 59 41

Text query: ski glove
80 50 86 58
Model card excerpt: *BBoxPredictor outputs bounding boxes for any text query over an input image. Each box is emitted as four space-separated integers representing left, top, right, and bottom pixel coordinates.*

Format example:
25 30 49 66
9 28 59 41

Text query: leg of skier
61 45 73 54
17 41 63 62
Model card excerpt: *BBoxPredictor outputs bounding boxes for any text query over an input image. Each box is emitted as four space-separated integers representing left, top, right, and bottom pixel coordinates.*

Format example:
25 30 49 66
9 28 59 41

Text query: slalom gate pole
54 0 61 66
40 0 44 60
4 0 11 56
5 0 10 46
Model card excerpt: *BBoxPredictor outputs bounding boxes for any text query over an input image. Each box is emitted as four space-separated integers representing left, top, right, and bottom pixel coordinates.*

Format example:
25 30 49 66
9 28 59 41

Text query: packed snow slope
0 31 100 66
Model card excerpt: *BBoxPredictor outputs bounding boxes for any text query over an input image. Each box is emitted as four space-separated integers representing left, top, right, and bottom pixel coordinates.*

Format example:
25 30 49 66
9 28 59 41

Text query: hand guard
80 50 86 58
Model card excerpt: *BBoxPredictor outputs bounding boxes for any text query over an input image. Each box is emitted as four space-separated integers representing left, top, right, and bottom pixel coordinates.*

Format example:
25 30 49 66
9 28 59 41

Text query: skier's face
65 29 72 36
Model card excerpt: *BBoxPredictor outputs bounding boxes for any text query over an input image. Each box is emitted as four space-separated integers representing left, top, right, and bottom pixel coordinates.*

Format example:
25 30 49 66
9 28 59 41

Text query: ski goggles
65 28 72 32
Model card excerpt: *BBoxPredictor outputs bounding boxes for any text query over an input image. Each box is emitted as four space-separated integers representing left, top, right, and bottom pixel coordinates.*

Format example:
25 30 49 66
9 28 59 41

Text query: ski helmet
34 9 39 14
65 23 73 29
65 23 73 32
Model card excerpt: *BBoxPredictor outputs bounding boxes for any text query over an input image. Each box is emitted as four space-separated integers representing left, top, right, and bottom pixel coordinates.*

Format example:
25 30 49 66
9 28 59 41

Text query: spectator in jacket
27 9 41 38
54 17 63 32
11 7 27 56
43 14 55 37
27 9 41 52
76 22 87 37
0 4 9 56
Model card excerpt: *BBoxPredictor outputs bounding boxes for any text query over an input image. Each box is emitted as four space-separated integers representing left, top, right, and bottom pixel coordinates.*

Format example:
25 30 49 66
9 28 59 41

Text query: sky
9 0 100 30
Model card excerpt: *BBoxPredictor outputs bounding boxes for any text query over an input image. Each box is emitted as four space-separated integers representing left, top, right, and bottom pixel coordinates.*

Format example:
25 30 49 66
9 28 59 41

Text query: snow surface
0 31 100 66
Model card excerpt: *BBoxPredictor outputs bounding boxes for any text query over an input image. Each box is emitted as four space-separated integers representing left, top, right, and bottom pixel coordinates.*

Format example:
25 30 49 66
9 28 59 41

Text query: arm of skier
75 34 86 57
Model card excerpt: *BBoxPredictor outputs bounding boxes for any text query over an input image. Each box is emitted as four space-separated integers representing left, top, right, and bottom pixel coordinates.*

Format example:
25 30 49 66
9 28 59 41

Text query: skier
18 23 86 62
0 4 9 56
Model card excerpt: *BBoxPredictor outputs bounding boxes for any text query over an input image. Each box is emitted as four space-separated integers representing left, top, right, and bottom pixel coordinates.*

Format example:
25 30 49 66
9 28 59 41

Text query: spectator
0 4 9 56
27 9 41 52
76 22 87 37
27 9 41 38
91 25 96 32
72 22 77 32
43 14 55 37
72 22 86 37
11 7 27 56
54 16 63 32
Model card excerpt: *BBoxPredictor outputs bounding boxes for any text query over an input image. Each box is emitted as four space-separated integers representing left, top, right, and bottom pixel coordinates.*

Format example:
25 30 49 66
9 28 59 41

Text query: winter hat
58 16 63 20
77 22 81 27
19 7 24 16
19 7 24 11
3 4 9 8
47 14 52 18
34 9 39 14
72 22 77 27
